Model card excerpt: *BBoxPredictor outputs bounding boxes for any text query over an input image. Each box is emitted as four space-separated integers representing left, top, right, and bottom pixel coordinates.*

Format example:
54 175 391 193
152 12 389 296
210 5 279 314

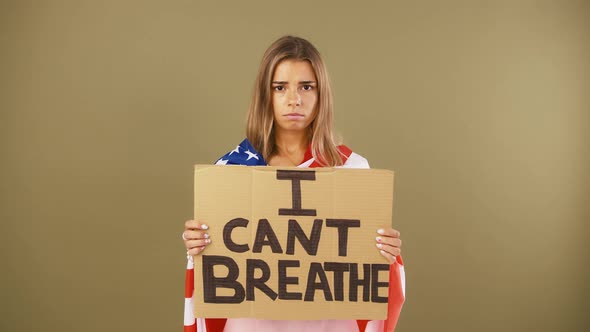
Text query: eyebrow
272 81 317 85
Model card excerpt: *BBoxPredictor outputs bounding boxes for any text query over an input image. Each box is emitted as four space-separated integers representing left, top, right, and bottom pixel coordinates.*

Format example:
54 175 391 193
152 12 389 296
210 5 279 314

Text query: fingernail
377 229 384 235
376 236 382 242
376 243 383 249
206 239 211 244
204 233 209 239
201 224 209 230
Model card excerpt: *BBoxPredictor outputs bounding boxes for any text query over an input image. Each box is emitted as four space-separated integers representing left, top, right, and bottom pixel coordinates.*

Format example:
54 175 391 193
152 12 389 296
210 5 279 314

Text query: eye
273 86 284 91
302 85 314 91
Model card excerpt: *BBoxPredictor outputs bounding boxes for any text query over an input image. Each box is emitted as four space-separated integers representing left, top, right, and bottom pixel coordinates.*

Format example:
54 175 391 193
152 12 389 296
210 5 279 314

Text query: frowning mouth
284 113 304 119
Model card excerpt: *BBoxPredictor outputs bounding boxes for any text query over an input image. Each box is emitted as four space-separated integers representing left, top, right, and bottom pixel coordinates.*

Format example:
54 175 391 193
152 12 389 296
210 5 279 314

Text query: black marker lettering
223 218 250 253
326 219 361 256
277 170 317 216
286 219 322 255
324 262 349 301
371 264 390 303
278 260 302 300
304 262 333 301
349 263 371 302
246 259 278 301
252 219 283 253
202 255 245 303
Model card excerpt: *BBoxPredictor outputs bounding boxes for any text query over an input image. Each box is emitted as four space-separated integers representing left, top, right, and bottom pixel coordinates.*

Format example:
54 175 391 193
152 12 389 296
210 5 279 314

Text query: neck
274 130 308 155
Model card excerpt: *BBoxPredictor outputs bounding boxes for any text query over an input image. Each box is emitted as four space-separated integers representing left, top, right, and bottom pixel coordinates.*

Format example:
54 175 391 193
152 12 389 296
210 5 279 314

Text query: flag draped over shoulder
214 139 267 166
183 139 405 332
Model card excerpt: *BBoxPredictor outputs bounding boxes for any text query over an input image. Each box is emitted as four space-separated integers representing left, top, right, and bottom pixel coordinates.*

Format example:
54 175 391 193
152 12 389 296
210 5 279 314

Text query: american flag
183 139 405 332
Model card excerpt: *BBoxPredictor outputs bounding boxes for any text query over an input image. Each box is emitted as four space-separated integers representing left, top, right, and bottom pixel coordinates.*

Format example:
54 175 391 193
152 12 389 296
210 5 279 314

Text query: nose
287 89 301 106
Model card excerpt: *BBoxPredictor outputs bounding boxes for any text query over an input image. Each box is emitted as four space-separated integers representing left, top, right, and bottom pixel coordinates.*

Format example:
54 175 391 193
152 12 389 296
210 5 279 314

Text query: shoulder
337 145 370 169
214 138 267 166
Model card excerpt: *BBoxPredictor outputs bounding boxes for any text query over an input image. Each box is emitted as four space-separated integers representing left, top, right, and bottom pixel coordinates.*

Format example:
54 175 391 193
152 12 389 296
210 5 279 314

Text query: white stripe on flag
399 265 406 297
184 297 196 326
196 318 207 332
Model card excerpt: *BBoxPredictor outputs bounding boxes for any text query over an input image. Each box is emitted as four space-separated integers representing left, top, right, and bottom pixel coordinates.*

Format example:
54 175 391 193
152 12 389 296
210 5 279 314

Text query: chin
279 125 307 132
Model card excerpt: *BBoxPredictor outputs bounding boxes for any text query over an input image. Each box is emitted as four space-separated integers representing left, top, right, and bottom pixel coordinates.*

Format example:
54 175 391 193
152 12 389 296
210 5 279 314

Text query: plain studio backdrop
1 1 588 331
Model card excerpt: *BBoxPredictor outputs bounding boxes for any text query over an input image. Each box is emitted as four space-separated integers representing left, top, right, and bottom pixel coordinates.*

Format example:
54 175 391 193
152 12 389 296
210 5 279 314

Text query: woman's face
271 59 318 134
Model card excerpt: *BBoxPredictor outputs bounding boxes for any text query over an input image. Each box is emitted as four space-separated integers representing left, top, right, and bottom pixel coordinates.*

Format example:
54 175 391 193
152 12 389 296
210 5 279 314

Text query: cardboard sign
193 165 394 320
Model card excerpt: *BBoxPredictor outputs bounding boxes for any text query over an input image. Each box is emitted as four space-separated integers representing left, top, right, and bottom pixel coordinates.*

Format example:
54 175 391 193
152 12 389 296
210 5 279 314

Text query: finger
185 239 211 249
187 246 206 256
183 230 210 241
376 243 401 257
376 236 401 248
378 249 396 264
185 220 209 231
377 228 400 238
185 220 198 229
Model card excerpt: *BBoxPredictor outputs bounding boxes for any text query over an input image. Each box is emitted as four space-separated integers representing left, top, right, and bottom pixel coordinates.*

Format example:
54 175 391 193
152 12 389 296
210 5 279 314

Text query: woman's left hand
376 228 402 264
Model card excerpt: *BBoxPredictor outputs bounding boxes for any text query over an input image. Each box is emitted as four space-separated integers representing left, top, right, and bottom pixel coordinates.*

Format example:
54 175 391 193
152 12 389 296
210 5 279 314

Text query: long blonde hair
246 35 343 166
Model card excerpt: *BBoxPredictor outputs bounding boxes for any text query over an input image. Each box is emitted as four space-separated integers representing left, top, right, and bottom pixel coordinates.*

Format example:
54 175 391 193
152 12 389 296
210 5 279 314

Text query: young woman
182 36 405 332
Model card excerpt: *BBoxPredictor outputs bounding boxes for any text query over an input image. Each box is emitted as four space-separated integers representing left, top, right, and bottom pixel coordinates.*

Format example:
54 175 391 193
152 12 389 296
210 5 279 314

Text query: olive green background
1 1 588 331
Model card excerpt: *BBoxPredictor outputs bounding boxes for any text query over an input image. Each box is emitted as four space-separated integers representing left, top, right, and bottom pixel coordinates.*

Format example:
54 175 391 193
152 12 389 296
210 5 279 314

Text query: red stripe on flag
356 319 369 331
205 318 227 332
337 145 353 162
185 267 194 298
303 144 353 167
183 324 196 332
384 262 405 332
302 143 314 165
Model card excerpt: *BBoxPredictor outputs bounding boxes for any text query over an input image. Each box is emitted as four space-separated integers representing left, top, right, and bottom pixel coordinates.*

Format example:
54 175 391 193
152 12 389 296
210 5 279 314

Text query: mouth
284 113 304 120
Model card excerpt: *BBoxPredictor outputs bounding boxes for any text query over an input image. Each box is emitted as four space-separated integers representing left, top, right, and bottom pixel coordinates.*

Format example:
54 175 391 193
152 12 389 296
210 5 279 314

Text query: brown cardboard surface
193 165 394 320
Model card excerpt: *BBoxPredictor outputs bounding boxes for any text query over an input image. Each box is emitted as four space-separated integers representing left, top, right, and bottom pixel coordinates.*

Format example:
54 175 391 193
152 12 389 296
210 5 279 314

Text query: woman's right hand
183 220 211 256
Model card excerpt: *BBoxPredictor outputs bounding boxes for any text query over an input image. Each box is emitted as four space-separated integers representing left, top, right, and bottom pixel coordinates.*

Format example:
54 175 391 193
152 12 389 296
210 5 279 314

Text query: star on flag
244 150 259 161
214 139 266 166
